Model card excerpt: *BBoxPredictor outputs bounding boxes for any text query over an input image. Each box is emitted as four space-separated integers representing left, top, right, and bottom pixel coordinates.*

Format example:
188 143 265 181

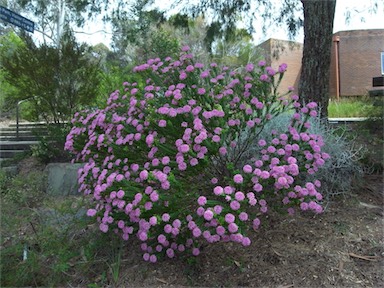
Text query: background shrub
246 113 364 203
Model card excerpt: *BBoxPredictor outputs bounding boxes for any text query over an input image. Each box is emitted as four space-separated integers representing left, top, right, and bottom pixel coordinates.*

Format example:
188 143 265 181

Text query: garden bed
107 177 383 287
1 119 383 287
1 160 383 287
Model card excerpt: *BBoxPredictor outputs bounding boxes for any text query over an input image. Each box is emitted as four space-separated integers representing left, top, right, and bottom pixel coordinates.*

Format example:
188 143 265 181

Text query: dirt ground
65 174 383 288
74 122 384 288
3 121 383 287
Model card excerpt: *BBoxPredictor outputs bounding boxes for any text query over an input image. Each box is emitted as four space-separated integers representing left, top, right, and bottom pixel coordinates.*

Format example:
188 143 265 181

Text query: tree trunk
299 0 336 119
56 0 67 48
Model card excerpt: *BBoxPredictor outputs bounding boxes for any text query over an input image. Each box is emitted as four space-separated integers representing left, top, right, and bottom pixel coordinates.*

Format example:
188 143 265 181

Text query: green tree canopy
1 31 101 123
165 0 335 118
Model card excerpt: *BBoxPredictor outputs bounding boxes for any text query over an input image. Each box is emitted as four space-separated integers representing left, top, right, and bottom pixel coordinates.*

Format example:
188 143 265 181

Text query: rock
45 163 84 196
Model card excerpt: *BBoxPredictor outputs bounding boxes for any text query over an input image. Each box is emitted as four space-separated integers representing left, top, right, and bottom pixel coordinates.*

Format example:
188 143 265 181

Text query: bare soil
4 121 383 287
73 122 384 288
79 174 382 288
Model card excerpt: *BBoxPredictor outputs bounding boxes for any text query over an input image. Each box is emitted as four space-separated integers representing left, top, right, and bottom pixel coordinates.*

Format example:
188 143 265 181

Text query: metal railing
16 99 30 139
16 97 51 139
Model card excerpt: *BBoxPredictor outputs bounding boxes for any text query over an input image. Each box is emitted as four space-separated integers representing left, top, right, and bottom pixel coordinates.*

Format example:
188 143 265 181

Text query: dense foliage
66 47 329 262
0 32 101 123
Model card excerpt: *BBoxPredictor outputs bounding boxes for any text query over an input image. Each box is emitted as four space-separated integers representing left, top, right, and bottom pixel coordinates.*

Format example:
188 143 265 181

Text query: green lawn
328 98 380 118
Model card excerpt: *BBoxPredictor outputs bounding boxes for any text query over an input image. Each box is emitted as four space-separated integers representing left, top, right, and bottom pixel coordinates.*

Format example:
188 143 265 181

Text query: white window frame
381 52 384 75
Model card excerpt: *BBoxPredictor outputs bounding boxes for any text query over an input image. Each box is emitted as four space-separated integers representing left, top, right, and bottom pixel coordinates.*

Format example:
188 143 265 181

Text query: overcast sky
70 0 384 47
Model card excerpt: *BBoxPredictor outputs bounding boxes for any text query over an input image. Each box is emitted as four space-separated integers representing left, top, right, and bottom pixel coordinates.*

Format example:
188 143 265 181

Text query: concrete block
45 163 84 196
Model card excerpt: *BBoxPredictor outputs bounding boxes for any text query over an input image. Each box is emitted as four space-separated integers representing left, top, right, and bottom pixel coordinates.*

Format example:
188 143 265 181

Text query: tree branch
72 29 113 35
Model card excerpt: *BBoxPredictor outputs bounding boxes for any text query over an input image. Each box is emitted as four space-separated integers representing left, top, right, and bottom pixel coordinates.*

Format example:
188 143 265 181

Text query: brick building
258 29 384 98
258 38 303 95
329 29 384 98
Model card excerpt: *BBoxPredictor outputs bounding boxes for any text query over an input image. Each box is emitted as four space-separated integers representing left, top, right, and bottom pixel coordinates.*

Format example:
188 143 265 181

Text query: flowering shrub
65 47 329 262
244 111 363 205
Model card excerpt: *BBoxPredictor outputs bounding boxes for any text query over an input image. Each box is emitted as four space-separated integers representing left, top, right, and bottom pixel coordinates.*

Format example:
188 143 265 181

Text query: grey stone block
45 163 84 196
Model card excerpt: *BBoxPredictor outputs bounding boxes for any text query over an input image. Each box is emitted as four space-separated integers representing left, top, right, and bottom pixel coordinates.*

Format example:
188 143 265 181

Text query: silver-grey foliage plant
237 112 364 206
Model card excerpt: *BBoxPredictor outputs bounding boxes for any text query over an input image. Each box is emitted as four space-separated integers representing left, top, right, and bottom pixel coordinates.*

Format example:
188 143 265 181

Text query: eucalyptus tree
6 0 108 47
164 0 336 118
109 0 165 60
299 0 335 118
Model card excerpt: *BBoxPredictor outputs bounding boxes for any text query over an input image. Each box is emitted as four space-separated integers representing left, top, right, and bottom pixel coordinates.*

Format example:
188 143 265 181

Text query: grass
329 96 383 173
0 150 33 167
0 169 124 287
327 97 379 118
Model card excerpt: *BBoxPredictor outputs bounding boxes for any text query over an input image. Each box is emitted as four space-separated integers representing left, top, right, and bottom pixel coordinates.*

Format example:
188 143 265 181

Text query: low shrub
66 47 330 262
31 123 72 163
254 113 365 202
0 169 8 192
307 120 365 201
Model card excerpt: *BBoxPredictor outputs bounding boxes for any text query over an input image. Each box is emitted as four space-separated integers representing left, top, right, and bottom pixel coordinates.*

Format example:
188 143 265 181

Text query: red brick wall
259 29 384 98
330 29 384 97
258 39 303 95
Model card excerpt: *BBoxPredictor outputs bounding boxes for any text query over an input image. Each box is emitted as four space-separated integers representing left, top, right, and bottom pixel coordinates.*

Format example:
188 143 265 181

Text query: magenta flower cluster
65 46 329 262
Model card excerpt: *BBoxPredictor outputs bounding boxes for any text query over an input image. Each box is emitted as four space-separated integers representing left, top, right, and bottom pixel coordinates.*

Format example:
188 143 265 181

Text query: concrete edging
45 163 84 196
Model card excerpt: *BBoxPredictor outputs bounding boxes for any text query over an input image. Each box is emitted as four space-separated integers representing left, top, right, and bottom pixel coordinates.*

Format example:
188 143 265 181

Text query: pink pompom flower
197 196 207 206
233 174 243 184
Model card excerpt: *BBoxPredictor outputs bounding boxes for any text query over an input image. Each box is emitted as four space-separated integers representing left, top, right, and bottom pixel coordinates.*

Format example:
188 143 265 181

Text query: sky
53 0 384 47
